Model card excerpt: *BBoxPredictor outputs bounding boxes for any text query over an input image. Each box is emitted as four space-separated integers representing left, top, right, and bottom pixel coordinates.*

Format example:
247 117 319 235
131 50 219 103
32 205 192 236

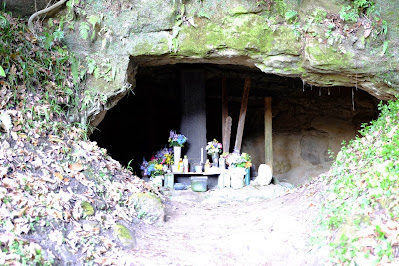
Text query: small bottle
183 155 189 173
178 158 184 173
219 157 226 169
204 159 211 172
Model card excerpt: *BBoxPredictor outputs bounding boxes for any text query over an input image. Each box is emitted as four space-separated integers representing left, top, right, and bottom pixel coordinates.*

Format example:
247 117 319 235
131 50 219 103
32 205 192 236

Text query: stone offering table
164 170 223 189
164 168 247 190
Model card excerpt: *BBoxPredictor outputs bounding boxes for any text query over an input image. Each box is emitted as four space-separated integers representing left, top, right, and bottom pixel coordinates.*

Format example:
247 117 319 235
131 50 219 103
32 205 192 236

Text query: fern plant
79 15 101 41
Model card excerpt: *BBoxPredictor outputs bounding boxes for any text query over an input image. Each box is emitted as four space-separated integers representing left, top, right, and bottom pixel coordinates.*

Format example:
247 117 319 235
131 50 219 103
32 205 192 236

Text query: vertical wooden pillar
180 70 207 164
264 97 273 173
234 78 251 153
222 78 229 153
224 116 232 153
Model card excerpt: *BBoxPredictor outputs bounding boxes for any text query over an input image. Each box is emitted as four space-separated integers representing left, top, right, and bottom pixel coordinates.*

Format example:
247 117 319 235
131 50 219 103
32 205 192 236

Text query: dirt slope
130 180 330 265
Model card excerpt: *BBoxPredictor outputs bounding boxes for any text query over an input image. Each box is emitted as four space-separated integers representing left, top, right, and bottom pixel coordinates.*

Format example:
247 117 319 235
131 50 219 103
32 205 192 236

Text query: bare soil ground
130 178 330 266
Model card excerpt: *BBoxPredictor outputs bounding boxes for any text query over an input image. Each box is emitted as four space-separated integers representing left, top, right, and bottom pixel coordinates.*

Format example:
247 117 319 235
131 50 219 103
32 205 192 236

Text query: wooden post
234 78 251 153
222 78 229 153
224 116 232 153
264 97 273 173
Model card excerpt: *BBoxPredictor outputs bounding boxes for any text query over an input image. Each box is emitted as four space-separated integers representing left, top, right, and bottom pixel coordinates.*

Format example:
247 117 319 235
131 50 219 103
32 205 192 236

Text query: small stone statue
253 164 273 186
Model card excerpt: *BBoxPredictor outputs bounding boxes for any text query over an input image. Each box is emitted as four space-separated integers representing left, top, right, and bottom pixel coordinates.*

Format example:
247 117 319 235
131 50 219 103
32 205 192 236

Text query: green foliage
381 40 389 56
79 22 91 40
291 22 301 39
87 15 100 28
317 99 399 263
197 10 210 19
0 10 89 139
274 0 287 16
0 14 8 27
339 5 359 22
303 8 326 33
40 29 65 49
312 8 327 24
85 56 115 82
339 0 375 23
0 65 5 77
169 2 186 53
353 0 375 15
284 10 298 23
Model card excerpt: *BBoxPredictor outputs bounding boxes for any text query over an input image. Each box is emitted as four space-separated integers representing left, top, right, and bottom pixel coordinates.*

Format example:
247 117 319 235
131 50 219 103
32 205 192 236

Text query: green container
191 177 208 192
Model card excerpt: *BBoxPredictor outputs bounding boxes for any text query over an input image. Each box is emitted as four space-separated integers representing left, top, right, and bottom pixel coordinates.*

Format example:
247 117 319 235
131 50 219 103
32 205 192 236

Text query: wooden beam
224 116 232 153
234 78 251 152
222 78 229 153
264 97 273 173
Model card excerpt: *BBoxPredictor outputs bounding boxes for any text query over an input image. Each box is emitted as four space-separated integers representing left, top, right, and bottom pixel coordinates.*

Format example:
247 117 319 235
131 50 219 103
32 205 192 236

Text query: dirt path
131 180 330 265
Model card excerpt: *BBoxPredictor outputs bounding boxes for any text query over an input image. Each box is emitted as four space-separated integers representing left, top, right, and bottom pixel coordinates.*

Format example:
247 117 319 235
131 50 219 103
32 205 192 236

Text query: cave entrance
90 62 380 186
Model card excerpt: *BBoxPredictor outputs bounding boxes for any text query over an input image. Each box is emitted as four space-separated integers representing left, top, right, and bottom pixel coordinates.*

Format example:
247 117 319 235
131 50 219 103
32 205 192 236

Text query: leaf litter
0 11 162 265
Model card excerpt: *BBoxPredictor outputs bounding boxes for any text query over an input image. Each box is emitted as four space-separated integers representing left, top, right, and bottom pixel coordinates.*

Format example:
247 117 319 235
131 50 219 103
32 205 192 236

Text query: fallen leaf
54 173 64 180
69 163 83 171
31 138 38 146
364 29 371 38
47 209 63 220
18 133 27 139
49 135 63 143
14 206 29 217
41 175 57 184
12 124 22 132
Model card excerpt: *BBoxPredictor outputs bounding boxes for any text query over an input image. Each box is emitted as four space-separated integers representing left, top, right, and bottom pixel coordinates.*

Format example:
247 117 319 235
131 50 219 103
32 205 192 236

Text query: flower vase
152 175 163 187
245 167 250 185
211 153 219 167
231 168 245 189
173 146 181 166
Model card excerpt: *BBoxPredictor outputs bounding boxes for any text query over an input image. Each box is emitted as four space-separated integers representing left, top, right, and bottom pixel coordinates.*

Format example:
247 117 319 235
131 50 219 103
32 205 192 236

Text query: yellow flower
165 154 173 164
245 161 252 168
155 164 163 170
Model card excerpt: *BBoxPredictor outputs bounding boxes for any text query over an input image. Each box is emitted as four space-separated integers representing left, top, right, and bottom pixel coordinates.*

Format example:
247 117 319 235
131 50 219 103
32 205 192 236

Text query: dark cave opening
90 63 380 185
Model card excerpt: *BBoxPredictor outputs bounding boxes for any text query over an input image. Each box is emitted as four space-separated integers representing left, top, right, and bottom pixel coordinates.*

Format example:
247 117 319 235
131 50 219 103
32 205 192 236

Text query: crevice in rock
90 61 381 186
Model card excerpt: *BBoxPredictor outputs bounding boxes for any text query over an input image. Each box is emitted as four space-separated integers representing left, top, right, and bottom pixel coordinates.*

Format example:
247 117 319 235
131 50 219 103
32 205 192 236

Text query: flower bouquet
168 130 187 147
144 147 174 177
237 153 252 168
206 139 222 155
168 130 187 165
222 150 252 168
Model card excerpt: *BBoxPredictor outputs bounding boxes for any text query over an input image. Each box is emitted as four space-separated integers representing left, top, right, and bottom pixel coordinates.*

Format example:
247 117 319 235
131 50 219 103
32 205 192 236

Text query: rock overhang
53 0 399 125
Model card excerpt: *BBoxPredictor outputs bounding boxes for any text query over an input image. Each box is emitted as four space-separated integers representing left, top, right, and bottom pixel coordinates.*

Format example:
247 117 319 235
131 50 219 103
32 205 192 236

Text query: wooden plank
264 97 273 173
222 78 229 153
234 78 251 152
224 116 232 153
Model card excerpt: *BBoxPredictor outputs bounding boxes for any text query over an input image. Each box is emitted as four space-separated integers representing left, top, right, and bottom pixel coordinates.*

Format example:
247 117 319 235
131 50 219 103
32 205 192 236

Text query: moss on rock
113 223 136 248
60 0 399 111
130 192 164 226
228 6 249 16
81 201 95 216
304 40 355 71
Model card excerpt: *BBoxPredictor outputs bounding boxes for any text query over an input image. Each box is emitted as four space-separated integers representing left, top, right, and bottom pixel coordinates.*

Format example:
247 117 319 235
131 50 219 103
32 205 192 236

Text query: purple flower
168 130 187 147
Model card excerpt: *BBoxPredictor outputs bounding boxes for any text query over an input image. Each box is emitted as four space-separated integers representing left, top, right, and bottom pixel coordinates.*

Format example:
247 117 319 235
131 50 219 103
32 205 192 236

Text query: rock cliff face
2 0 60 17
13 0 399 183
40 0 397 125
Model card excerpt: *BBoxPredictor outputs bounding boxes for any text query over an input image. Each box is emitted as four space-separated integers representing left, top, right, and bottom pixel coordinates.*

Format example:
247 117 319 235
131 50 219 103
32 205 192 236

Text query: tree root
28 0 68 34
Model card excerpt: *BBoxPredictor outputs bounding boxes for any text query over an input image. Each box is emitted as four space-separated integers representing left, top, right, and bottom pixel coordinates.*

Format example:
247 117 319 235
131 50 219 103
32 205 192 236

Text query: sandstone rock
254 164 272 186
113 223 136 248
129 193 165 226
2 0 50 17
